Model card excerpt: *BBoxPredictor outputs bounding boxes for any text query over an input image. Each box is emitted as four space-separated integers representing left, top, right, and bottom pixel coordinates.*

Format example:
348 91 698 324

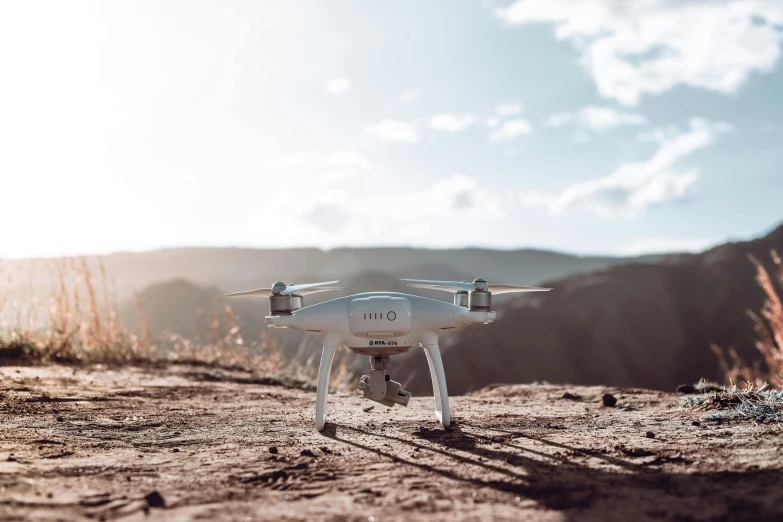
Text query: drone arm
421 338 450 429
315 336 340 431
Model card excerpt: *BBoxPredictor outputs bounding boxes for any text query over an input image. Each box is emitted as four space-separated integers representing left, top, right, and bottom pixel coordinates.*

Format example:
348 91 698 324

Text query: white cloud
267 149 375 185
526 118 732 217
546 106 647 132
324 77 351 94
488 118 533 141
247 174 505 242
497 0 783 105
579 106 647 132
400 88 420 103
429 113 475 132
365 119 420 143
495 103 524 116
545 113 575 128
486 116 501 128
354 175 503 221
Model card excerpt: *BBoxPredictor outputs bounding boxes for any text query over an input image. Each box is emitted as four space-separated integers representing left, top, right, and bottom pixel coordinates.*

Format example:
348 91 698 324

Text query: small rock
319 446 332 454
602 394 617 407
144 491 165 509
300 449 316 458
362 405 374 412
646 431 655 438
692 421 701 426
268 446 278 454
56 416 64 422
171 448 180 453
562 392 581 400
173 431 181 436
676 384 696 394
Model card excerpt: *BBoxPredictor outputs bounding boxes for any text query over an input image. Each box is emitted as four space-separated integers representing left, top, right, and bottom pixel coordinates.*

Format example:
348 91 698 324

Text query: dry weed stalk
713 251 783 388
747 251 783 387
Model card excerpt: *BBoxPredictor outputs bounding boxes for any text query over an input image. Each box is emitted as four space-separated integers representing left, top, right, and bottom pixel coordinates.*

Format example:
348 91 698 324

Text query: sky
1 0 782 259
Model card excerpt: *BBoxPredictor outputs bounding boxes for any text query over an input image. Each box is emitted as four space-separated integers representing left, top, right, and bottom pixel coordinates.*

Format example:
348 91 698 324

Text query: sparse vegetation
712 251 783 388
0 257 353 388
688 251 783 424
676 382 783 425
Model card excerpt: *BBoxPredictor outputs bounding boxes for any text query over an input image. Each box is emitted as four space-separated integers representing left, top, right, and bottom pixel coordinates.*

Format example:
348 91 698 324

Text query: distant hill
1 246 664 308
396 223 783 394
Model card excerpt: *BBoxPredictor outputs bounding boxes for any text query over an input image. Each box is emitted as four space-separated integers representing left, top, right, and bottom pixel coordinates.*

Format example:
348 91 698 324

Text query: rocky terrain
1 364 781 521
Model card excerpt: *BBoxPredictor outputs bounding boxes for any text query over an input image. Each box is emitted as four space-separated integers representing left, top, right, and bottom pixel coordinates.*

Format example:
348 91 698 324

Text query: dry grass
694 250 783 424
0 257 354 389
712 250 783 388
676 382 783 425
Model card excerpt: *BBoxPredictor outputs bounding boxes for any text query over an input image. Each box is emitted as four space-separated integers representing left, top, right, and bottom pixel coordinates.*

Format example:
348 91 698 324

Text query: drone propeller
401 277 550 311
401 278 551 294
225 280 343 297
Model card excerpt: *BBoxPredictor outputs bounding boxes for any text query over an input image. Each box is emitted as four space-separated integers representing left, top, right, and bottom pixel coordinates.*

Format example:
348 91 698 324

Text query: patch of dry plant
713 251 783 388
0 257 354 390
677 382 783 425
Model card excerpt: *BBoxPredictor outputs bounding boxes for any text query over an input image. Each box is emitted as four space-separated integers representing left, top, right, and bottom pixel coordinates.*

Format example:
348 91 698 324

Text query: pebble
602 394 617 407
646 431 655 438
144 491 165 508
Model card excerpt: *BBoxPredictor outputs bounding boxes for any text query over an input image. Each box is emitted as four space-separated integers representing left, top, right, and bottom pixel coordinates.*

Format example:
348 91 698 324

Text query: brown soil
0 365 781 521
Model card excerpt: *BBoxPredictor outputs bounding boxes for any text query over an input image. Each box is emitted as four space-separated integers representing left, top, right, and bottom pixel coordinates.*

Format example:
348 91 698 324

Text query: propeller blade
401 279 552 294
401 279 475 292
226 280 341 297
488 284 551 295
225 288 273 297
282 281 342 295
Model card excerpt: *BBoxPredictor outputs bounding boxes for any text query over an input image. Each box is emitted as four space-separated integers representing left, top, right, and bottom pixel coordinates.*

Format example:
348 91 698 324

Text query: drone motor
225 280 344 316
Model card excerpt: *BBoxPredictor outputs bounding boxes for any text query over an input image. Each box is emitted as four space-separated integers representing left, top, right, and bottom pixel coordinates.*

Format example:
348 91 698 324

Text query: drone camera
359 375 411 408
358 356 411 408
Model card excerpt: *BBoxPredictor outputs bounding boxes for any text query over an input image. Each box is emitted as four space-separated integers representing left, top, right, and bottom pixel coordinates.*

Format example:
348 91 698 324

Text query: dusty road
0 365 781 521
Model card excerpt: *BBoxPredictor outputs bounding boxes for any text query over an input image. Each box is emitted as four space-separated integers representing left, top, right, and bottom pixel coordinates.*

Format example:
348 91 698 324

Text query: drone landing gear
315 341 338 432
313 340 450 431
422 342 450 428
358 356 411 408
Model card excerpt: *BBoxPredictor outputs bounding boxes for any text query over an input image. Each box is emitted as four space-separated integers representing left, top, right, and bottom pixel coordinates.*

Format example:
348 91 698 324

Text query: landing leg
315 342 338 431
422 342 450 428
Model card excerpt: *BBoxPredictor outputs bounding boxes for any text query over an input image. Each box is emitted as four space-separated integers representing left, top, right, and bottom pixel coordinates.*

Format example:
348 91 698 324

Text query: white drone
226 278 550 431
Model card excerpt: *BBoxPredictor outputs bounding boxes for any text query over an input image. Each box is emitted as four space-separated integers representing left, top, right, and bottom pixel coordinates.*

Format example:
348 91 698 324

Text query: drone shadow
321 421 783 521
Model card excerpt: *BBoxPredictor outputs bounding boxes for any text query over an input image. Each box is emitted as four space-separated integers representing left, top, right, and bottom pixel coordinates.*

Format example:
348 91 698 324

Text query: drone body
227 278 550 431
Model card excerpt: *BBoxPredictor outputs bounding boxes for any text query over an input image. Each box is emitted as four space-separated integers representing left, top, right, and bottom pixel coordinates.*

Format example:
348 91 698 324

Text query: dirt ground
0 365 782 521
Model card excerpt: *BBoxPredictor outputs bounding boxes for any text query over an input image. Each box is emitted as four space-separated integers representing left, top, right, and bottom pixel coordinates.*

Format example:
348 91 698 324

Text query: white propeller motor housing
226 280 343 315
